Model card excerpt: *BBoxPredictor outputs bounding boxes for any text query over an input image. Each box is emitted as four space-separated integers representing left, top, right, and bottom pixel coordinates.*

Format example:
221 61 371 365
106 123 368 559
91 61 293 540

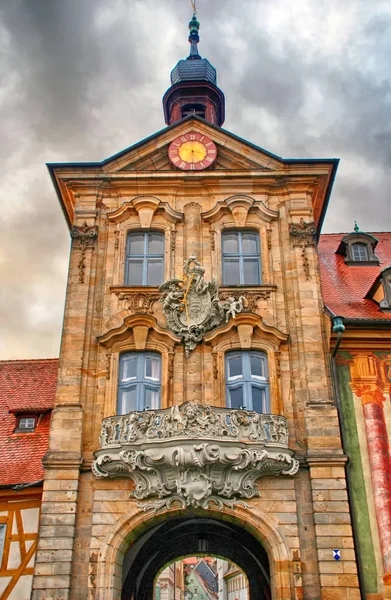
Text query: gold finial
190 0 197 15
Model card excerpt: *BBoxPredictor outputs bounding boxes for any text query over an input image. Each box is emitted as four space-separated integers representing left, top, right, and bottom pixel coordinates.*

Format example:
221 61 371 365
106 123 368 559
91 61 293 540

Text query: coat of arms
160 255 244 356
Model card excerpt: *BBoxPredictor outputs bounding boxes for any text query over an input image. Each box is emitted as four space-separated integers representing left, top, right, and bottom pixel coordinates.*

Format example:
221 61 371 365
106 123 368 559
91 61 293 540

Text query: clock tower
31 9 361 600
163 14 225 126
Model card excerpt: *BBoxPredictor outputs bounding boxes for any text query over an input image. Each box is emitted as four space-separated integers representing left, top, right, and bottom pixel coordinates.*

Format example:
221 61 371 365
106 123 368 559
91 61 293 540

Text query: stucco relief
92 402 299 513
159 255 245 356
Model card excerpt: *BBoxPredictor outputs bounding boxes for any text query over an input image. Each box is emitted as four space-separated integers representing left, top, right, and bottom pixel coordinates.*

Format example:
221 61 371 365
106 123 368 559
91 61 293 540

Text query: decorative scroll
114 290 160 314
70 221 98 284
289 218 317 281
159 255 245 356
92 402 298 512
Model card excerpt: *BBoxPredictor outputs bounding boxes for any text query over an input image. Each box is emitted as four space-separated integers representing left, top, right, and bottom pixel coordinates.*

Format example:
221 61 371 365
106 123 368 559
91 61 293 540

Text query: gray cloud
0 0 390 358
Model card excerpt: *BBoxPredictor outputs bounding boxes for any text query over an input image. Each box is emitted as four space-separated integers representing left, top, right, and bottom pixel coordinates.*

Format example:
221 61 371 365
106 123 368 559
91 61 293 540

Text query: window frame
125 231 164 287
18 416 36 430
351 242 369 262
222 230 262 285
225 351 270 413
117 352 161 414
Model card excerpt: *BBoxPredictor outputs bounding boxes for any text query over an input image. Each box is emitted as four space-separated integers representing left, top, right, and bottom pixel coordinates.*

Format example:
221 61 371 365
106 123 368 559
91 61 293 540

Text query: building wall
31 121 359 599
0 488 42 600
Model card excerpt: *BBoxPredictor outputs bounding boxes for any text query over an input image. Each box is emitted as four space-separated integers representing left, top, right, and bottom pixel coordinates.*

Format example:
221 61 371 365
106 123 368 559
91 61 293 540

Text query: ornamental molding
107 196 183 224
98 313 180 351
202 195 278 225
111 286 161 315
92 402 299 513
70 221 98 283
219 286 275 312
204 312 289 349
289 218 317 246
159 255 245 356
289 219 317 281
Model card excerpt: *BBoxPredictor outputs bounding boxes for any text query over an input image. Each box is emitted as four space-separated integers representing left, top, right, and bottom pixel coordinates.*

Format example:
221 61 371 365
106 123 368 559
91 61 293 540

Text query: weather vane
190 0 197 15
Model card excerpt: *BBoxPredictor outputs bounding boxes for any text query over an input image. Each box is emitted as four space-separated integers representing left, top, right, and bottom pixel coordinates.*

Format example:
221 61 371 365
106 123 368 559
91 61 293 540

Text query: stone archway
121 517 271 600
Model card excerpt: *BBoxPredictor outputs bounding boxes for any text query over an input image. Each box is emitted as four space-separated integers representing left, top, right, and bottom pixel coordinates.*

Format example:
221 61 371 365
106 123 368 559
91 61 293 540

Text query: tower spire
188 12 201 60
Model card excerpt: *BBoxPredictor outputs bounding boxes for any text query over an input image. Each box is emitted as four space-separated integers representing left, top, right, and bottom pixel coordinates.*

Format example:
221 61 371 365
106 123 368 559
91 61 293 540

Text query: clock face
168 131 217 171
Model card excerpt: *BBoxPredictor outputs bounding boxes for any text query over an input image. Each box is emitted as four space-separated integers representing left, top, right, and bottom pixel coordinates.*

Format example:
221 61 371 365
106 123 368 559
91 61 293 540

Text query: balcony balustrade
92 402 299 512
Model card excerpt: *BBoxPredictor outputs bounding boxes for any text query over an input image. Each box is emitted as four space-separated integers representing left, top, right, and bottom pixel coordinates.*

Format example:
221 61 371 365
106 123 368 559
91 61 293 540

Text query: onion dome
163 13 225 126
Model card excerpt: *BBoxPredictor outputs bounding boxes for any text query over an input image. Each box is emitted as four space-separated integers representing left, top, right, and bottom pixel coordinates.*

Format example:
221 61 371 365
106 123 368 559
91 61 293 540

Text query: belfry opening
121 517 271 600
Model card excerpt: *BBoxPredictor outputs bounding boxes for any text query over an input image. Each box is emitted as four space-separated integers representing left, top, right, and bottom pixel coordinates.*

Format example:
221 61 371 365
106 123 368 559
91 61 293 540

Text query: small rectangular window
18 417 36 430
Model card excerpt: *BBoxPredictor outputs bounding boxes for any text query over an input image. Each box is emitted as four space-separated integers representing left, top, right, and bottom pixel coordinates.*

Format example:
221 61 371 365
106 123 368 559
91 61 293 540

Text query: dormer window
15 416 36 432
336 225 379 265
365 266 391 311
351 242 369 262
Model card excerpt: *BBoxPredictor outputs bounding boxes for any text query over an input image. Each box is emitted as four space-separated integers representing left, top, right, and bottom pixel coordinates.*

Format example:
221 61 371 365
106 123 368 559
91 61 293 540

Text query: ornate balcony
92 402 299 512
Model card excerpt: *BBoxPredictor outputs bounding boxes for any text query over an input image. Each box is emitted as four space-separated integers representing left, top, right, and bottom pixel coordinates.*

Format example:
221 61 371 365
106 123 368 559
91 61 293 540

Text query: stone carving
159 255 244 356
289 218 317 281
219 289 272 312
115 290 160 314
92 402 299 513
70 221 98 284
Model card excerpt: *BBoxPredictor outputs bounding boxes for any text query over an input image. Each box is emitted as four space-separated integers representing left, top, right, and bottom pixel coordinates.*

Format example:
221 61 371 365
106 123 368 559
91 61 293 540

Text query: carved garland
289 218 317 281
71 221 98 284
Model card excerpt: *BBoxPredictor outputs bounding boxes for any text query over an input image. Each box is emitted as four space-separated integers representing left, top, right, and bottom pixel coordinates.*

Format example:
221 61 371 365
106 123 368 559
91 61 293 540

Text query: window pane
145 356 160 381
243 258 260 284
352 243 368 261
228 386 244 409
223 258 240 285
145 387 160 410
223 232 239 254
147 259 163 286
250 355 266 379
126 259 144 285
241 232 258 254
118 386 137 414
128 233 145 255
121 357 138 382
19 418 35 429
228 355 243 379
252 386 265 413
148 233 164 255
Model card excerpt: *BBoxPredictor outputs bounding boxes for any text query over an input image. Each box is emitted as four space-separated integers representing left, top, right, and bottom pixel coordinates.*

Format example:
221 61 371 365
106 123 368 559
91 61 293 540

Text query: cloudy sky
1 0 390 359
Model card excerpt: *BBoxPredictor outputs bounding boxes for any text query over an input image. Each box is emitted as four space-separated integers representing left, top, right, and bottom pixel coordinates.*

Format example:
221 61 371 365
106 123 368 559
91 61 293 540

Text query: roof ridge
0 358 58 364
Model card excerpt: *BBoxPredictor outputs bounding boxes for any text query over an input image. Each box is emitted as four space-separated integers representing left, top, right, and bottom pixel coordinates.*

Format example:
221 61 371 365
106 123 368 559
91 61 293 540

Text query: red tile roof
0 359 58 486
319 233 391 320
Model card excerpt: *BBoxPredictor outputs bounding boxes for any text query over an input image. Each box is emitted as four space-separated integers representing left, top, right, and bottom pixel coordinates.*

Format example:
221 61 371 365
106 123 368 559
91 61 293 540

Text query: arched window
125 232 164 286
351 242 369 262
118 352 161 414
222 231 261 285
225 351 269 413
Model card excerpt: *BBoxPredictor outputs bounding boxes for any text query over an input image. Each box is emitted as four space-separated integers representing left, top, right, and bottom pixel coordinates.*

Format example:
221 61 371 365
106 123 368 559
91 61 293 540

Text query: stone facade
27 113 364 600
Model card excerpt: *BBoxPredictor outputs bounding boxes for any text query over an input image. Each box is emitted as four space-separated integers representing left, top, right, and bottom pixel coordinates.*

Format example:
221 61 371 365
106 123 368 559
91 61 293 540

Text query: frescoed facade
320 230 391 599
0 359 56 600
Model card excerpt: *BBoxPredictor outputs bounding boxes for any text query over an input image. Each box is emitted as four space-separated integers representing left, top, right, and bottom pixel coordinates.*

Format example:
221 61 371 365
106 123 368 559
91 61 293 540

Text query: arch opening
154 555 250 600
121 517 271 600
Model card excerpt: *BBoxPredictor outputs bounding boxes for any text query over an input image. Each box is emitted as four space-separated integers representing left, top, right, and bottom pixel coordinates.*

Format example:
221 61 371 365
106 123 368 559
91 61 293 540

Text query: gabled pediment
48 115 338 229
113 119 278 173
